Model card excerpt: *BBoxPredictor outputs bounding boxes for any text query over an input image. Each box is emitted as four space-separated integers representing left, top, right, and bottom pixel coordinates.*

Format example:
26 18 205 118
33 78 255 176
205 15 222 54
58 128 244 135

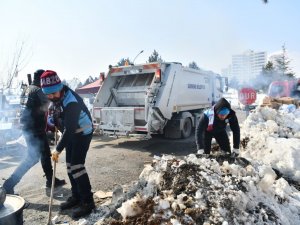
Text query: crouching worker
195 97 240 156
40 70 95 218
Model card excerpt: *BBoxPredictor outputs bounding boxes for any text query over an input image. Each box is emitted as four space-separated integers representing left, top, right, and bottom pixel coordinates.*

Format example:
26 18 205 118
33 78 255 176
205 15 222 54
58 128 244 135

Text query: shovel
46 127 58 225
46 160 56 225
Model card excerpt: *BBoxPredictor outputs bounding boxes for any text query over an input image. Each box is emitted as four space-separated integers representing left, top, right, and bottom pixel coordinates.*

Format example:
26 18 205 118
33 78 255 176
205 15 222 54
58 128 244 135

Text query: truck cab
268 80 298 98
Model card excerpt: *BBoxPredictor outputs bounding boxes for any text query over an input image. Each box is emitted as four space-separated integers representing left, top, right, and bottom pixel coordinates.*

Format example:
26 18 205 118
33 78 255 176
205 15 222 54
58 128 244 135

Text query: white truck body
93 62 227 138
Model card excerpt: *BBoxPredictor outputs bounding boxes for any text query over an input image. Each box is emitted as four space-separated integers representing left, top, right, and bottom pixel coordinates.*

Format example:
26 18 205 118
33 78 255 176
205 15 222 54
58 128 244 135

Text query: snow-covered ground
83 90 300 225
241 106 300 182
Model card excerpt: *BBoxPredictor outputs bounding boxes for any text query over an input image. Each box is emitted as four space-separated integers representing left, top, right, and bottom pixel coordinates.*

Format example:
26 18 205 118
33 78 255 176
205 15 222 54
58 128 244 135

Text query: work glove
47 115 55 128
197 149 205 154
51 150 61 162
232 148 240 157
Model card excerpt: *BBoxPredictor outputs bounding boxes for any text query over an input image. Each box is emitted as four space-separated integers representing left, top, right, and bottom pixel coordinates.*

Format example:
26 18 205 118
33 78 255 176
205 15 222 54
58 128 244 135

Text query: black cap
33 69 45 83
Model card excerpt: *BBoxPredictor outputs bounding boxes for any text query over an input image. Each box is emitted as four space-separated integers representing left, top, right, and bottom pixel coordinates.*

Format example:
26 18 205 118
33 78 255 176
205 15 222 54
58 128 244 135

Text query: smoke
230 72 298 95
0 124 45 192
0 91 23 148
289 51 300 77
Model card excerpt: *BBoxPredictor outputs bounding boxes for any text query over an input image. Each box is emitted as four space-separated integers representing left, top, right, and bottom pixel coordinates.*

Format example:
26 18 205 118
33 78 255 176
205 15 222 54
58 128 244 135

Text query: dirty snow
77 103 300 225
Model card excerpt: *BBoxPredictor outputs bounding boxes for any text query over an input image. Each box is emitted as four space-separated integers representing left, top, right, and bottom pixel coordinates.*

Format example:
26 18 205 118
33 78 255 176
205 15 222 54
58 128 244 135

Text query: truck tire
181 117 192 139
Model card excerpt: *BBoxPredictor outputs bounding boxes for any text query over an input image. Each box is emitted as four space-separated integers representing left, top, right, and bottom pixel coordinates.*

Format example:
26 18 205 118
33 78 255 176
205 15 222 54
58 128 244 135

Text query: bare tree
4 39 32 90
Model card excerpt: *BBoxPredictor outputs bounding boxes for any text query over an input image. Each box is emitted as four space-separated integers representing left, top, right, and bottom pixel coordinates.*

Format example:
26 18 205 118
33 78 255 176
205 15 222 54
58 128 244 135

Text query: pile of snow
92 154 300 225
85 104 300 225
241 106 300 182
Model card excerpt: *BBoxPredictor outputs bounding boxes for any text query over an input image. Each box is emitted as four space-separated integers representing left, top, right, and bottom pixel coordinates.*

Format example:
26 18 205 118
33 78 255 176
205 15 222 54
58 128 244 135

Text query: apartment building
223 50 267 82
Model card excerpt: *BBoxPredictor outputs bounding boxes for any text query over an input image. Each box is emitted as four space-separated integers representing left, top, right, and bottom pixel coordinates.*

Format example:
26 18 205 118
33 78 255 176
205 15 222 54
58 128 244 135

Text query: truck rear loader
93 62 227 138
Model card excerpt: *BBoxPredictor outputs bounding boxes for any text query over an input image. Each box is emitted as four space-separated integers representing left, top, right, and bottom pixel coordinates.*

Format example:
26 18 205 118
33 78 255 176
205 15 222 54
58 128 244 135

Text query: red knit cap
40 70 63 94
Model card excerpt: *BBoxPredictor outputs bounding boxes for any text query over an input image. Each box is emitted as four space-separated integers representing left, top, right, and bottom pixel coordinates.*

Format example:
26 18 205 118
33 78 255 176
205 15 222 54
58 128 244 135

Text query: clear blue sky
0 0 299 83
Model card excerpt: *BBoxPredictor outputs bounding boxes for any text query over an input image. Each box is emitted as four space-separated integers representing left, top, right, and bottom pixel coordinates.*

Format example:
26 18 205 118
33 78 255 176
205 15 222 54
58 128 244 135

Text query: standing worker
2 69 65 194
40 70 95 218
195 97 240 156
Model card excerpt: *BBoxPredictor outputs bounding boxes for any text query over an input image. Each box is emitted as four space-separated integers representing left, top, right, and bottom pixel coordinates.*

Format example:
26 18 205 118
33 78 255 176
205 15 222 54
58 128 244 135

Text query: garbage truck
92 62 228 138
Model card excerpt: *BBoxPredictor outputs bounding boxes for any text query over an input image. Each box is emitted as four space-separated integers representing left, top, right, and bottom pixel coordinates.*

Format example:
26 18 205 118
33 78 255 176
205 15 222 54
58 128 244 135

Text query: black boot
60 196 80 210
72 200 95 218
2 186 14 195
2 179 15 195
46 178 66 188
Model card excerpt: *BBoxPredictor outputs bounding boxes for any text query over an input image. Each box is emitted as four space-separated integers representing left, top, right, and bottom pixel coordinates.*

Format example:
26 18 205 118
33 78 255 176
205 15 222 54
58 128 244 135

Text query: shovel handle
47 161 56 224
47 127 58 224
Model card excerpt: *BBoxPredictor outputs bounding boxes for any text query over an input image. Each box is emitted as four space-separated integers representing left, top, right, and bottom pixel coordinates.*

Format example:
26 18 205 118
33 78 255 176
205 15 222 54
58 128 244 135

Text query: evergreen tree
76 82 83 89
148 50 163 63
275 44 295 78
251 62 274 92
188 61 200 70
252 61 282 92
263 61 275 73
83 76 95 86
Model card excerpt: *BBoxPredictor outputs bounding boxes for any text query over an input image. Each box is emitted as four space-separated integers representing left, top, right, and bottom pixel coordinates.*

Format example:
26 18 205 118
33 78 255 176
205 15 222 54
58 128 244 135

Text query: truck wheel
181 118 192 139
